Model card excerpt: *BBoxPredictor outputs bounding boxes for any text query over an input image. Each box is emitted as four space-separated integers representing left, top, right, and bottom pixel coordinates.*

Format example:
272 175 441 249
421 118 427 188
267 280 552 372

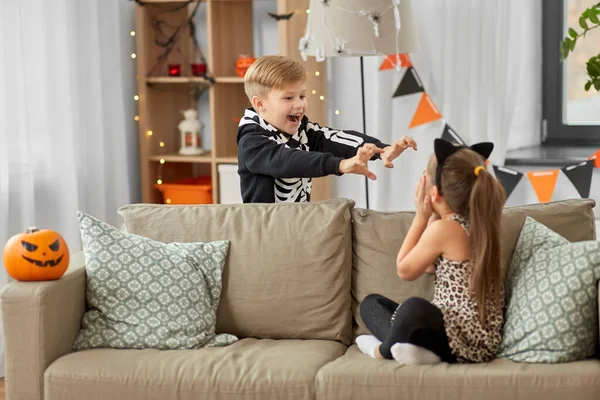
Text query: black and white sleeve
305 121 389 160
238 132 343 178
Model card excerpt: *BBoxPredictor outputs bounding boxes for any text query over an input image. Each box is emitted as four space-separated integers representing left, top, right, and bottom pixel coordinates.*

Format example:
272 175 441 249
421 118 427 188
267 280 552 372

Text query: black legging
359 294 456 362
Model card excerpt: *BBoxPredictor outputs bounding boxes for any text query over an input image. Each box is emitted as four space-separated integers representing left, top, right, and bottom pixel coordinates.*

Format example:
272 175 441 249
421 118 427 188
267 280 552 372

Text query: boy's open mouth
287 113 301 123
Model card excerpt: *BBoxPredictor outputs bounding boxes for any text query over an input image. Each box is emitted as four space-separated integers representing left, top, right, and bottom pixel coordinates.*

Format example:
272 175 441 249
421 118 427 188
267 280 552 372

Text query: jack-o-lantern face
3 227 70 281
235 55 257 78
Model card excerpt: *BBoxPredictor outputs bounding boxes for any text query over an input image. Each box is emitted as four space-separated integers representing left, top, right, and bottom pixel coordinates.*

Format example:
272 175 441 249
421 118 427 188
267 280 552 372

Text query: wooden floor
0 379 5 400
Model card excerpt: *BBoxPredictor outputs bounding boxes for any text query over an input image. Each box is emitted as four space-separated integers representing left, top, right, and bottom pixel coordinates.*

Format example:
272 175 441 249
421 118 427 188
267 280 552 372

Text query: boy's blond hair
244 55 307 102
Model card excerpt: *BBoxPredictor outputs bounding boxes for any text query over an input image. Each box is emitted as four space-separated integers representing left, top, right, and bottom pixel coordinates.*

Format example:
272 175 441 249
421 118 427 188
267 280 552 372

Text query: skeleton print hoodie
236 108 387 203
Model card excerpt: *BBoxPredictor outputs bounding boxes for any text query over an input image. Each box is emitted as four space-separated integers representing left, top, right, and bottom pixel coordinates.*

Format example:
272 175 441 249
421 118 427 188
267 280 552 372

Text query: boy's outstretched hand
381 136 417 168
339 143 384 180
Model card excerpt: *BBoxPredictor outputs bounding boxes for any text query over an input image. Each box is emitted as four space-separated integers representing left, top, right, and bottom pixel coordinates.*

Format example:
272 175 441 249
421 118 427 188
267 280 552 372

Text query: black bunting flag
493 165 523 199
561 159 594 198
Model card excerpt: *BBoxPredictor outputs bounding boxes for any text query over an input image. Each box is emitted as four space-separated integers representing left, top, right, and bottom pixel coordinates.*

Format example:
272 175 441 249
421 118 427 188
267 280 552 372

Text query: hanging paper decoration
380 54 597 205
588 151 600 168
441 123 466 145
493 165 523 199
409 93 442 128
526 170 559 203
561 159 594 198
267 12 294 21
392 67 424 98
379 53 412 71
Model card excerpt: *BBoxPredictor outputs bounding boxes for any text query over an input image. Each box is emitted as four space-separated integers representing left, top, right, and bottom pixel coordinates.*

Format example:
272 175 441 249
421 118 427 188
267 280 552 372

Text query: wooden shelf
149 153 212 163
135 0 329 205
215 157 238 164
138 0 190 3
214 77 244 84
146 77 211 85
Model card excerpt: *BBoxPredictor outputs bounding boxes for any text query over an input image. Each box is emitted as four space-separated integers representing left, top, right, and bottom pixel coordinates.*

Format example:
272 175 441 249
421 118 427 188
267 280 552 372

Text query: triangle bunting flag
392 67 425 98
561 159 594 198
441 123 466 145
526 170 559 203
492 165 523 199
379 54 413 70
409 93 442 128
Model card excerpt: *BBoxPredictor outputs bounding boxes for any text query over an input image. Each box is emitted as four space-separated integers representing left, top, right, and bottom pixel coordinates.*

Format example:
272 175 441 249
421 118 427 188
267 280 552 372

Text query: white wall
326 0 543 210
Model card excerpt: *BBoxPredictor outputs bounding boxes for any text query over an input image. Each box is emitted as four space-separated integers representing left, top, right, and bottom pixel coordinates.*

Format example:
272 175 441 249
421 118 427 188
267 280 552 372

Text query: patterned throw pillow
73 212 237 351
498 216 600 363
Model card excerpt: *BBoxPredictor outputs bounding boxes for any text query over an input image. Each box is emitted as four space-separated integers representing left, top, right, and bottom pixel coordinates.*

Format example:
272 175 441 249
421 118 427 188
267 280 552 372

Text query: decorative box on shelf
154 176 212 205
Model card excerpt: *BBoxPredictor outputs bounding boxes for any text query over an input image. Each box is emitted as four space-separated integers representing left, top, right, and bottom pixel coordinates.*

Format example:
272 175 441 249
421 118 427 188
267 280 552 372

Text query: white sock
356 335 382 359
390 343 441 365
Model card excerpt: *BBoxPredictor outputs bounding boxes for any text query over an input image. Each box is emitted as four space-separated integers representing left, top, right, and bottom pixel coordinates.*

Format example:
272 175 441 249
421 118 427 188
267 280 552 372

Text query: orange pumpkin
3 227 70 281
235 55 257 78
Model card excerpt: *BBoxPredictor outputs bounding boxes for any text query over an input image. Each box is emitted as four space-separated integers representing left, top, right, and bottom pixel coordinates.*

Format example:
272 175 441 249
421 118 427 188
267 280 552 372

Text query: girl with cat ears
357 138 507 364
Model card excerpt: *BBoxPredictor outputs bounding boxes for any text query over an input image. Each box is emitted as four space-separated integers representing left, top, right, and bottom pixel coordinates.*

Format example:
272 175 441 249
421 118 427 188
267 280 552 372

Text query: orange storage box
154 176 212 205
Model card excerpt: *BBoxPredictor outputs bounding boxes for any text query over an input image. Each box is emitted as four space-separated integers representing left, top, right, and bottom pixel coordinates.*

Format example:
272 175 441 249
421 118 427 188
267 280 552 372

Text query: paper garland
408 93 442 128
526 170 560 203
441 124 466 145
379 54 413 70
382 53 597 203
561 159 594 198
493 165 524 199
393 67 424 97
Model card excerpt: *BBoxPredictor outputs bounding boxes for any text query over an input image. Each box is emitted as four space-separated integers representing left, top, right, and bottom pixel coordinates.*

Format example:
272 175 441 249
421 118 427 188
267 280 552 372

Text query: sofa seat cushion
44 338 346 400
315 345 600 400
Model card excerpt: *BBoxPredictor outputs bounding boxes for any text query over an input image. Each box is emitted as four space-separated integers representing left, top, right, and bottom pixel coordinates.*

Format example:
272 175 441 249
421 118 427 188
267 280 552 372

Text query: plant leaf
585 81 593 91
587 59 600 76
594 79 600 91
560 41 571 60
580 16 589 29
569 28 578 38
590 13 600 23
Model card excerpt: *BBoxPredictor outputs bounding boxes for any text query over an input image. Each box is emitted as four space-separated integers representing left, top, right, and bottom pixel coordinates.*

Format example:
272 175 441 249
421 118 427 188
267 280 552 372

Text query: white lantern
178 109 206 156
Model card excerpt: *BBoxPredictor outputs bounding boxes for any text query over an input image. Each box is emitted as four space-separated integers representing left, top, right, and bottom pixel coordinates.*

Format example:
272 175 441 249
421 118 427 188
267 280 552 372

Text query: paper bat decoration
268 12 294 21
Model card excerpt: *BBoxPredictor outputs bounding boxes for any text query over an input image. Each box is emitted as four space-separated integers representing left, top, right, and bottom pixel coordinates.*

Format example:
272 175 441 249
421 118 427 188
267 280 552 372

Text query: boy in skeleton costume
237 55 416 204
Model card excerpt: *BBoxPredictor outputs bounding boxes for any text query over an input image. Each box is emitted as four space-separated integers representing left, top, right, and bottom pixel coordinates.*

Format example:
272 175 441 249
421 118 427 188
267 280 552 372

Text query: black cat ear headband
433 138 494 195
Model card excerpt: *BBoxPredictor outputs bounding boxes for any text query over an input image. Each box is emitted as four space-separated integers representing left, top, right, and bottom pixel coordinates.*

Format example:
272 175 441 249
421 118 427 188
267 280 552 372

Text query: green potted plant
561 2 600 91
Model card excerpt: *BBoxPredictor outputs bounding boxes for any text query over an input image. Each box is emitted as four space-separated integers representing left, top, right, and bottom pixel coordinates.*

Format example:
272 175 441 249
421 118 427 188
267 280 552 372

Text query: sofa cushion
73 212 236 351
118 199 354 345
351 199 596 337
45 338 347 400
315 345 600 400
351 208 434 337
498 217 600 363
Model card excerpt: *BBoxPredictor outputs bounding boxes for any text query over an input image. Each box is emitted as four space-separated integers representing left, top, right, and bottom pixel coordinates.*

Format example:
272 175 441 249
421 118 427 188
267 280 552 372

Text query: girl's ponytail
469 167 506 325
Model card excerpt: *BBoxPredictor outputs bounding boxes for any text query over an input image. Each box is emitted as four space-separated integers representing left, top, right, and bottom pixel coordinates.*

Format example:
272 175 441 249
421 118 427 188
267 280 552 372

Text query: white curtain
330 0 542 211
0 0 138 376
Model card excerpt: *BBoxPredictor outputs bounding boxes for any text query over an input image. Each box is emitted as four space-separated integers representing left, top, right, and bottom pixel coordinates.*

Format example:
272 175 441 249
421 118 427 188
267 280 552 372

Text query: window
543 0 600 145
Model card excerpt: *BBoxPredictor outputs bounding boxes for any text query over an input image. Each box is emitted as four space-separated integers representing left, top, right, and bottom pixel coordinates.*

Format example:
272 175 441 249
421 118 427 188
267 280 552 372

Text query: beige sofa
2 198 600 400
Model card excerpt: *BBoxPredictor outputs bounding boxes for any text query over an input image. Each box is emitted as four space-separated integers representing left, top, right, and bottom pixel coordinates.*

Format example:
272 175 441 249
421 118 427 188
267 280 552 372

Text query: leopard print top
431 214 504 363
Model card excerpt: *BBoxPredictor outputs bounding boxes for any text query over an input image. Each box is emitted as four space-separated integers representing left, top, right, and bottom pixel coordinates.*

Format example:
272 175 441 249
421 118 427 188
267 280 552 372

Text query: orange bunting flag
379 54 413 70
526 170 559 203
588 150 600 168
409 93 442 129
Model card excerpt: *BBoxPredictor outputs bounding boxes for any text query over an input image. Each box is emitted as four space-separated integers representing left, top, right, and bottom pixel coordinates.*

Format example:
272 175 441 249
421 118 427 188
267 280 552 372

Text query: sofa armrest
1 251 86 400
